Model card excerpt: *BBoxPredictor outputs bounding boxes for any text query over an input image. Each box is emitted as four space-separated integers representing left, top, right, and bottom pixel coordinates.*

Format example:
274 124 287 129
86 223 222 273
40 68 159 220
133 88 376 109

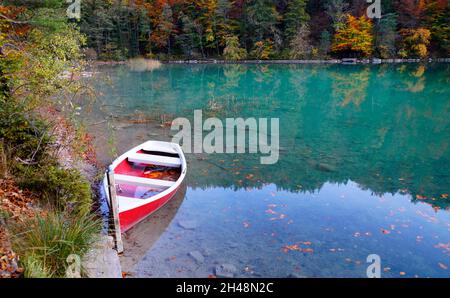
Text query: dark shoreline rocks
164 58 450 65
94 58 449 66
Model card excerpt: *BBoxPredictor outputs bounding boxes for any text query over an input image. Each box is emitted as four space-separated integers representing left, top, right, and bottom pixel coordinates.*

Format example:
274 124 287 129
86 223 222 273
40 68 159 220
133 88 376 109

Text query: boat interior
114 149 182 199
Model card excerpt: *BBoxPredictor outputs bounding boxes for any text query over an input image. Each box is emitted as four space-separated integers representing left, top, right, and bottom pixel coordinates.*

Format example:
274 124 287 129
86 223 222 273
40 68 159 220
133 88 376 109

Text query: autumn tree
398 28 431 58
212 0 236 53
395 0 427 28
193 0 235 56
331 14 374 57
250 38 274 59
153 3 175 54
223 35 247 60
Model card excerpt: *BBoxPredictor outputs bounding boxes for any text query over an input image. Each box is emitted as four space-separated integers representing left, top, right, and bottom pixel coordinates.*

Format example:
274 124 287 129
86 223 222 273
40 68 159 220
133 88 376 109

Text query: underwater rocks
316 163 336 172
178 220 198 230
188 251 205 264
215 264 237 278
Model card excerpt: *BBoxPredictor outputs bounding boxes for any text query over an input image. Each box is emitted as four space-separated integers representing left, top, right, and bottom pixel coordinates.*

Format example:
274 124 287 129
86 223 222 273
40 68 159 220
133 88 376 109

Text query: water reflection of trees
93 63 450 210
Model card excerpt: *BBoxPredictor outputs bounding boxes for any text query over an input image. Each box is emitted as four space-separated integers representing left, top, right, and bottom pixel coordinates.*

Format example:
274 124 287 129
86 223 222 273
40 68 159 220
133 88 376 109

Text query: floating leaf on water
399 271 406 276
438 263 448 270
265 208 276 215
282 244 301 253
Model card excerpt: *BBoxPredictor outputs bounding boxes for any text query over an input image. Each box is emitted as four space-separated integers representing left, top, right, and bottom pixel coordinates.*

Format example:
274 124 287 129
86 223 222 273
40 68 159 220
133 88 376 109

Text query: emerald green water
87 63 449 277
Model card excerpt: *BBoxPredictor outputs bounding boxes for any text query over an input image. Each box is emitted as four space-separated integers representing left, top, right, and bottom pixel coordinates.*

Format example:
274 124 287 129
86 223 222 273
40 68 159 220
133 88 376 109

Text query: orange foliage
0 5 30 37
399 28 431 58
331 15 373 57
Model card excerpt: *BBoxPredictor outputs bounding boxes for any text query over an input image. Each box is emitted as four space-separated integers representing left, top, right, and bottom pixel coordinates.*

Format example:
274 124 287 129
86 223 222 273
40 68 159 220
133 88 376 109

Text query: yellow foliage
251 39 274 60
331 15 374 57
399 28 431 58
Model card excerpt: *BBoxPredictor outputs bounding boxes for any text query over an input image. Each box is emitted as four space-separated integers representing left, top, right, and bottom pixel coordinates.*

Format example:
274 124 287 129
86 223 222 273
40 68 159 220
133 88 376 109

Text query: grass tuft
11 211 101 278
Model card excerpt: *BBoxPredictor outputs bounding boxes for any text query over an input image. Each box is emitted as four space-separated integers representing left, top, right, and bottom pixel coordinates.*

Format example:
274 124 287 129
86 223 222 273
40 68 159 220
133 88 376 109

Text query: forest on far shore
76 0 448 60
1 1 449 61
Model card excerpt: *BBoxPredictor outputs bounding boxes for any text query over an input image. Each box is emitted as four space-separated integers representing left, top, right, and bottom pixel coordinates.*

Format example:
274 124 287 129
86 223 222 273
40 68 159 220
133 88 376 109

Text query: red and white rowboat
103 141 187 233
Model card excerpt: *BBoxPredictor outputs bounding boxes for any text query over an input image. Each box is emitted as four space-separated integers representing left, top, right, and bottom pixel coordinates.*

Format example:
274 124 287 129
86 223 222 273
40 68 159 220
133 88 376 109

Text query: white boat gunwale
103 140 187 213
114 174 175 189
127 152 182 168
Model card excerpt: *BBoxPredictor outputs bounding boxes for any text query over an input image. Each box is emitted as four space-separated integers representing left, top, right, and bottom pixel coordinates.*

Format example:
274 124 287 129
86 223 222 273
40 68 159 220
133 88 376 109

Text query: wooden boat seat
128 152 181 168
114 174 175 189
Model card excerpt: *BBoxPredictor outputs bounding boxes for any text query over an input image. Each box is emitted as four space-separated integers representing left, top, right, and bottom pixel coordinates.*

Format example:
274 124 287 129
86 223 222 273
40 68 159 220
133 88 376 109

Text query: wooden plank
114 174 175 189
107 166 123 253
128 152 181 167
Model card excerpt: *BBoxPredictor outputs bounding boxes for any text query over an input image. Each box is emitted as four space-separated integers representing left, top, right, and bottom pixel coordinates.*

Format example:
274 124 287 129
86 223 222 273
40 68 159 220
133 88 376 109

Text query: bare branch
0 13 28 24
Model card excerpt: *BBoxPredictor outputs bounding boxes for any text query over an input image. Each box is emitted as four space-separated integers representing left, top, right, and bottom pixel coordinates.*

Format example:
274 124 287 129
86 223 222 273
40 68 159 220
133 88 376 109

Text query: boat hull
119 187 178 232
103 140 187 233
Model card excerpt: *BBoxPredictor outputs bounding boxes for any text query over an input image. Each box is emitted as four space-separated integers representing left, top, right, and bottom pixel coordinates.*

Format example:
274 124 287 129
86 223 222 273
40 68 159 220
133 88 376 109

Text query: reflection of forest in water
91 63 450 210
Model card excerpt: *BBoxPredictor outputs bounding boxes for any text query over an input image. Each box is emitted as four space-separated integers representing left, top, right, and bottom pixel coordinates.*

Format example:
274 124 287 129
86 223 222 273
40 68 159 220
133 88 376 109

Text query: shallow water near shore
84 63 450 277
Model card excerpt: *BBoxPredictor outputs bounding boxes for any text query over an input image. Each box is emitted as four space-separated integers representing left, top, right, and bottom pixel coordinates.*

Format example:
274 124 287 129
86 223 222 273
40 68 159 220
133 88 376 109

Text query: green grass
11 211 101 278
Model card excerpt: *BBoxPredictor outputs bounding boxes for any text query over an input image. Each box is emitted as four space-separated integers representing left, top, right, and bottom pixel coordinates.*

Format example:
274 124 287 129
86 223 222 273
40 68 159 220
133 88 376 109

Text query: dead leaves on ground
1 226 23 278
0 248 23 278
0 179 40 278
0 179 39 222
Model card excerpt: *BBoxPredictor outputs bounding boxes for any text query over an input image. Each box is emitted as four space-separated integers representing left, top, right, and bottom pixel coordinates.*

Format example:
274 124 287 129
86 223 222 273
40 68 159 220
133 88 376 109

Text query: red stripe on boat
119 187 178 232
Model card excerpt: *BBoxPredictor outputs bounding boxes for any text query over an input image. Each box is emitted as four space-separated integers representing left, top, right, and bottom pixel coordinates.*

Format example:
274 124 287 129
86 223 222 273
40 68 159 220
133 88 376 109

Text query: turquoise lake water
87 63 450 277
